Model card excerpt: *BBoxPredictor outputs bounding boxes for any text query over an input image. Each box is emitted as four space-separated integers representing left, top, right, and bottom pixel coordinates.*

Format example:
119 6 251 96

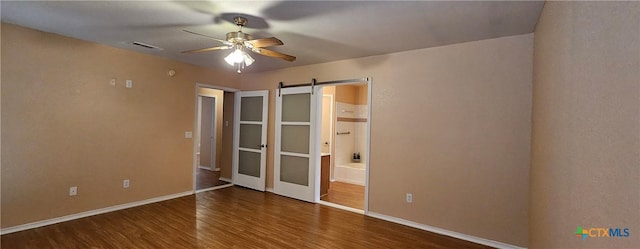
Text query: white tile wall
336 102 356 118
355 122 367 163
355 105 368 119
334 101 368 166
335 120 355 166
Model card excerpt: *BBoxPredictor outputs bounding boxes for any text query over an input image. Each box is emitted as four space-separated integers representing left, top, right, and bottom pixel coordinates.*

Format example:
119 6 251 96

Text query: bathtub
334 163 366 186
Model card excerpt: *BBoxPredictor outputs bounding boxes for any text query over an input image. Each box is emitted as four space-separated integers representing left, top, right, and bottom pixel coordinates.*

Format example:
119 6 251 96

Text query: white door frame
196 95 217 171
192 83 239 193
312 78 372 214
209 97 217 170
321 94 335 181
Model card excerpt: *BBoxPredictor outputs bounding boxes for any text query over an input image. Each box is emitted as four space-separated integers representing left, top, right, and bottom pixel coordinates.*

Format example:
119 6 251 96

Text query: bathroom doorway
319 83 369 211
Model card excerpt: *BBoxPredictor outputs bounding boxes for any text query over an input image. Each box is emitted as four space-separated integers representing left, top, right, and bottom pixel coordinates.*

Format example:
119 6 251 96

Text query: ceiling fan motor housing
226 31 252 44
233 16 248 27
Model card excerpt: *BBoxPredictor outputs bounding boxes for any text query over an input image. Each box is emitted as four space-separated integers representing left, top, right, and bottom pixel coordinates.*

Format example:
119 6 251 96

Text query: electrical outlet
123 179 130 188
406 193 413 203
125 80 132 88
69 186 78 196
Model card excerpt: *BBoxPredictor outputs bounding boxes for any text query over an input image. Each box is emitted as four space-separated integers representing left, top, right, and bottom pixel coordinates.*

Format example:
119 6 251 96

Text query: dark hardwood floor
196 168 229 190
321 181 365 210
1 186 492 249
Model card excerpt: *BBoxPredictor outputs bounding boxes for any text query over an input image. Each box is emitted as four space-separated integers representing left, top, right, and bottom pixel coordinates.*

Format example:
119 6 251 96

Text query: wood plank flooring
320 181 365 210
1 186 493 249
196 168 229 190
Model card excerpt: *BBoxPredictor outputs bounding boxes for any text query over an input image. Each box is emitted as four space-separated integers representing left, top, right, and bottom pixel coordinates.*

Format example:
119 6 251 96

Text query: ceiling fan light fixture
223 53 235 66
224 48 245 65
243 53 255 66
224 46 255 73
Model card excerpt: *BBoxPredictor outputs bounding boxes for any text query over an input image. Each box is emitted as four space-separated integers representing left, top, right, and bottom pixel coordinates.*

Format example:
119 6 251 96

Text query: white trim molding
198 166 221 172
366 212 526 249
317 200 364 214
1 191 193 235
195 183 234 193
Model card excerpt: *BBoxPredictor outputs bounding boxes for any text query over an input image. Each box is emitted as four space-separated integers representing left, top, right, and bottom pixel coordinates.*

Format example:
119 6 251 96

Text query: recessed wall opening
319 83 369 211
272 77 371 213
194 85 236 192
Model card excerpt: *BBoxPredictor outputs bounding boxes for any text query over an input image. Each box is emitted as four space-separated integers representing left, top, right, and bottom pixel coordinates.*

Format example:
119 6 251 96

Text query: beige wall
335 85 368 105
356 85 367 105
220 92 235 179
240 34 533 247
530 2 640 248
0 23 239 228
197 88 224 170
335 85 357 104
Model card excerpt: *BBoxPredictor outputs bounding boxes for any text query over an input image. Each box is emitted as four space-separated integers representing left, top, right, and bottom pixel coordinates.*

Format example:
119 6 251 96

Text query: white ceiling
1 1 544 73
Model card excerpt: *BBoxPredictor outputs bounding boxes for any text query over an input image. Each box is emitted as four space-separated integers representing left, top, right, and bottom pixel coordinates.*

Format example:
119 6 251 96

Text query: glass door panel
274 87 319 202
233 90 268 191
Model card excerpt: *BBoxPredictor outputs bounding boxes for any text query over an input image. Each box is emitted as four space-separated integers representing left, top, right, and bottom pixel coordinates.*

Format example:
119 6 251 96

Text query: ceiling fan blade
182 45 231 53
182 30 229 44
246 37 283 48
252 48 296 62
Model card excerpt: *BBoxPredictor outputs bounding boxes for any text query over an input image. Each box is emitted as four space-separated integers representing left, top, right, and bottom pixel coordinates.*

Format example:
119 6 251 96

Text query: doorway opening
194 85 236 192
271 77 371 213
319 83 369 212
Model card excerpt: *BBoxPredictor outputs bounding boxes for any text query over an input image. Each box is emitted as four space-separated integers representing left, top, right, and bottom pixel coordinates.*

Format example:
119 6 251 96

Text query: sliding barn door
232 90 268 191
274 86 320 202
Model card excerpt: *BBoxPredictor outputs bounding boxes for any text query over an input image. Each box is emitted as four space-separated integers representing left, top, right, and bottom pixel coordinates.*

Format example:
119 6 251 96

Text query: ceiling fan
182 16 296 73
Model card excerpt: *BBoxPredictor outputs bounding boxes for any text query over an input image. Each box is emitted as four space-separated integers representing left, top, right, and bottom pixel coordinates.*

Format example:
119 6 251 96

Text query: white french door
232 90 268 191
274 86 320 202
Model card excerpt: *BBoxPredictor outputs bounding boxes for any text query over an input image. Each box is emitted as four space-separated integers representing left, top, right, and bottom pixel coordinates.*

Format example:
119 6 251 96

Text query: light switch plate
125 80 132 88
185 131 193 138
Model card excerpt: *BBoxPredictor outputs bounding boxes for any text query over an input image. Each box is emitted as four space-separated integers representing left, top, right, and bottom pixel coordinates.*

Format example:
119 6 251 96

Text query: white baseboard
366 212 526 249
198 166 220 171
195 183 234 193
0 191 193 235
219 177 232 183
317 200 364 214
334 178 365 186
